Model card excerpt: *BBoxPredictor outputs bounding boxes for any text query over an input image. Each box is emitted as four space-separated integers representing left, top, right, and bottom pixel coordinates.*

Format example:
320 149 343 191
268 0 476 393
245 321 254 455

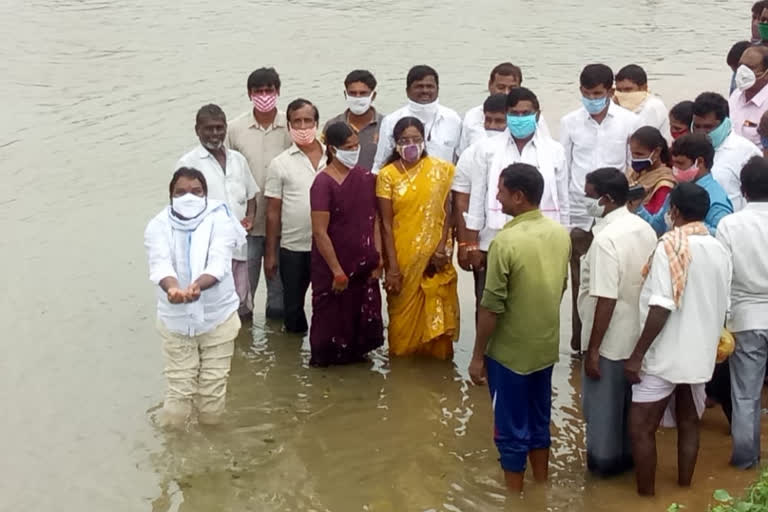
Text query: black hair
580 63 614 89
670 182 710 221
671 134 716 170
585 167 629 205
406 65 439 89
385 116 427 166
630 126 672 167
693 92 729 122
670 100 694 126
344 69 377 91
753 1 768 17
507 87 540 111
727 41 752 69
169 167 208 199
324 121 356 164
483 93 508 113
500 163 544 205
740 155 768 200
489 62 523 84
195 104 226 126
286 98 319 124
616 64 648 86
247 67 281 92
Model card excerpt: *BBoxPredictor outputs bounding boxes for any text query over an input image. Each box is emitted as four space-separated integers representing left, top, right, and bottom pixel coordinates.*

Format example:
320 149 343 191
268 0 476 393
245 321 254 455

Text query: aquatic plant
706 469 768 511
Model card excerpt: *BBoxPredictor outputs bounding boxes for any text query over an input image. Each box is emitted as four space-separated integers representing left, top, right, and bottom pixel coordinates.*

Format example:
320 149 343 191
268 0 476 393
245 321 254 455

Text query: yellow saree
376 156 459 360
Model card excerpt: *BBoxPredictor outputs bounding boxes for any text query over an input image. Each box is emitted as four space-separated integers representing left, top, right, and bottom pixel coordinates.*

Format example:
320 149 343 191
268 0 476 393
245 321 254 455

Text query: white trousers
156 312 240 425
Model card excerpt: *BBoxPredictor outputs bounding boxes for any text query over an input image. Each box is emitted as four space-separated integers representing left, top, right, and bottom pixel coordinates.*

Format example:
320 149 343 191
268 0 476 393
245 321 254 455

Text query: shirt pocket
600 137 629 167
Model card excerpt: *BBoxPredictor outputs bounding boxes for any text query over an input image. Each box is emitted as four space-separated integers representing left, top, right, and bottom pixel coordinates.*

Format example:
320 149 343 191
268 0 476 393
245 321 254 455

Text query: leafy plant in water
706 470 768 512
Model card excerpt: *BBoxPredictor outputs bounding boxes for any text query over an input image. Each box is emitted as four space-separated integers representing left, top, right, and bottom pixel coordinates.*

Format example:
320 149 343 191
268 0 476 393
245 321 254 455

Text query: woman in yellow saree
376 116 459 360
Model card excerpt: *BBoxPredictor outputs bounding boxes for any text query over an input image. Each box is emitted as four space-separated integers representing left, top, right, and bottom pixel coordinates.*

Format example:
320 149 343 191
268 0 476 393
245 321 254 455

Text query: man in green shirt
469 162 571 493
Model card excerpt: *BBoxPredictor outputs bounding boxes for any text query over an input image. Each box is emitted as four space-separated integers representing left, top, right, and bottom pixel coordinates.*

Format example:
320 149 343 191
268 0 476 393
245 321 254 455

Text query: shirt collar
592 206 630 235
695 173 714 186
249 110 287 130
745 201 768 211
503 209 543 229
742 84 768 108
288 140 326 155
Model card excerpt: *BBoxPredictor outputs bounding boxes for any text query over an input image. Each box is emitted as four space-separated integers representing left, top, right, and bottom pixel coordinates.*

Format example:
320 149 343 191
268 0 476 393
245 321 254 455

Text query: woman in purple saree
308 122 384 366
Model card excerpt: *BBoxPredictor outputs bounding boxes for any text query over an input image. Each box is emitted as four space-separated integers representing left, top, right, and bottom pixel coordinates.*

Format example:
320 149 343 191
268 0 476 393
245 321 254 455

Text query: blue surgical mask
506 113 537 139
704 117 732 150
582 95 608 115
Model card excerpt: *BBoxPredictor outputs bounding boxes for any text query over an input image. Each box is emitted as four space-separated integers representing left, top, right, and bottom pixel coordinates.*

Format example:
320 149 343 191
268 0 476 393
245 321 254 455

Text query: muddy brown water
1 0 763 510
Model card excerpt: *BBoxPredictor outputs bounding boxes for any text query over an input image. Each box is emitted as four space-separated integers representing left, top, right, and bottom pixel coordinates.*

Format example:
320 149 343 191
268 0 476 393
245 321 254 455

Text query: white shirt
560 102 640 230
145 207 240 336
712 131 762 212
372 102 462 172
264 142 326 252
635 95 671 143
458 104 552 156
577 207 658 360
639 235 731 383
728 84 768 148
176 145 259 260
716 202 768 332
458 131 569 250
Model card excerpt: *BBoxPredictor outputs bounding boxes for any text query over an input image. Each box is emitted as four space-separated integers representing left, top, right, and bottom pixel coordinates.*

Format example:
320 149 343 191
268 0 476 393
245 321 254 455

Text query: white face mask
172 193 207 219
585 197 606 218
485 128 504 137
735 65 758 91
346 94 373 115
407 98 439 122
333 146 360 168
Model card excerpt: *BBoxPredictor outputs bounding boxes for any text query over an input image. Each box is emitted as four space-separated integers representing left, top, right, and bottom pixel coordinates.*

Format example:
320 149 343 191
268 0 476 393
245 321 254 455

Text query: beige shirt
578 207 658 360
264 142 327 252
225 109 292 236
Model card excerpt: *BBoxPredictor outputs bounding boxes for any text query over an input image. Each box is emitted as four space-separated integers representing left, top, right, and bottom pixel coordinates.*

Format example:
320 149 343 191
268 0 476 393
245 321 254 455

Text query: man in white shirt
453 93 507 304
716 156 768 469
614 64 671 142
177 104 259 317
264 99 326 334
560 63 640 351
578 168 658 477
457 63 552 156
371 65 461 172
692 92 762 211
729 46 768 149
225 67 292 320
458 87 569 308
625 183 731 496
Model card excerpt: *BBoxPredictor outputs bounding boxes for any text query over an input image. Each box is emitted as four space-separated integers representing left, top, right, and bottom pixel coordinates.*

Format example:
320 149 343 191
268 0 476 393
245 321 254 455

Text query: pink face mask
251 92 278 113
290 126 316 146
672 163 700 183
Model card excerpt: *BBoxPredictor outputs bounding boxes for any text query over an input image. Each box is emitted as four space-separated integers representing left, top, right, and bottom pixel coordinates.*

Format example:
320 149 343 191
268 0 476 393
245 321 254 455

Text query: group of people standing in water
144 4 768 496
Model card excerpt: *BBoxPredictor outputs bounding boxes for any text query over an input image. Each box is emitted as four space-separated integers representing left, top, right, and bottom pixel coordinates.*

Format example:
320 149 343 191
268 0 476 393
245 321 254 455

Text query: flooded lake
1 0 764 510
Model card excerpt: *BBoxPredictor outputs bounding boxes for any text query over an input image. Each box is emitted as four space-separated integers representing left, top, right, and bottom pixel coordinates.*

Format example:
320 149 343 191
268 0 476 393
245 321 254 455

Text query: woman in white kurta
144 167 246 428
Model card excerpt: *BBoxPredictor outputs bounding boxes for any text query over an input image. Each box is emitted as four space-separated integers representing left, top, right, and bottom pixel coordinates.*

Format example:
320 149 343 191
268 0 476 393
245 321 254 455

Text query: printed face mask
397 142 425 163
251 92 278 113
290 126 317 146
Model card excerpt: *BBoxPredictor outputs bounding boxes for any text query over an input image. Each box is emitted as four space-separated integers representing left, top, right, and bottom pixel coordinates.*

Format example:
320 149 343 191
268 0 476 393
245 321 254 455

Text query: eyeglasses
396 137 424 145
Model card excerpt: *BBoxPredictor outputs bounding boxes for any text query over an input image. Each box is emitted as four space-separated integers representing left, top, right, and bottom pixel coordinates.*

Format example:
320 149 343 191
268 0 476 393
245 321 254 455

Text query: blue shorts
486 356 553 473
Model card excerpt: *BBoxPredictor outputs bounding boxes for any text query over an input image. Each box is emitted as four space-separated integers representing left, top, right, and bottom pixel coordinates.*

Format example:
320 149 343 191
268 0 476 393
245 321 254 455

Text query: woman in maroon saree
309 122 384 366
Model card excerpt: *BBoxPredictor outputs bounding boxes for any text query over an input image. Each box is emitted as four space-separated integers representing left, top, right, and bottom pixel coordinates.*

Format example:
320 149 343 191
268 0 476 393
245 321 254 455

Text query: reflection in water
1 0 763 510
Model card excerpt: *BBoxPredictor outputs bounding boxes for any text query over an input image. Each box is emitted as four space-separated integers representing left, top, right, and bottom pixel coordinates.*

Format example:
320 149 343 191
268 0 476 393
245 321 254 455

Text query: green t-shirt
480 209 571 375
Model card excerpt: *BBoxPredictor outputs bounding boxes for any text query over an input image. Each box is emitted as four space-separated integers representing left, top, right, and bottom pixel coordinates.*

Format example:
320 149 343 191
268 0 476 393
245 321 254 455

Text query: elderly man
177 104 259 317
730 46 768 149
